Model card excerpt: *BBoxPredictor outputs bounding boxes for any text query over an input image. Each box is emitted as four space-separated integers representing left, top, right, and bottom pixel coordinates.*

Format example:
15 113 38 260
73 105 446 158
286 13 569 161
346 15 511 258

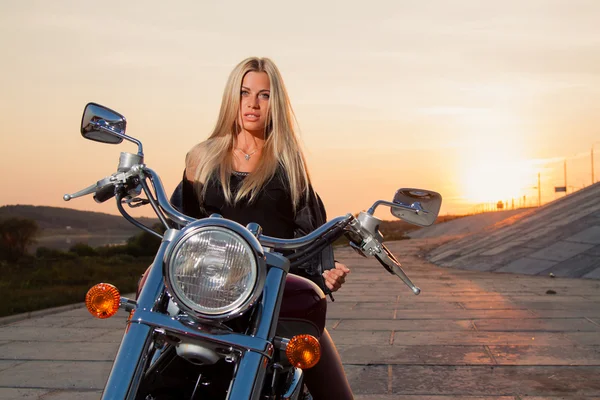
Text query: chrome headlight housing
164 219 265 320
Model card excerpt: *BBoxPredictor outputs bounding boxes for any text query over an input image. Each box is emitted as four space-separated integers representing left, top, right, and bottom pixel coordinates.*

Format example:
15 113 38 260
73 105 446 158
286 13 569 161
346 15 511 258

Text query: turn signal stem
273 337 290 351
119 297 137 312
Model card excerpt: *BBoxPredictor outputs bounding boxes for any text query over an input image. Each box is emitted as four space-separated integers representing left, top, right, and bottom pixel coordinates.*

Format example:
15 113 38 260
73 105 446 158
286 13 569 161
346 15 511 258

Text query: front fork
227 253 288 399
101 238 290 400
101 234 171 400
102 324 155 399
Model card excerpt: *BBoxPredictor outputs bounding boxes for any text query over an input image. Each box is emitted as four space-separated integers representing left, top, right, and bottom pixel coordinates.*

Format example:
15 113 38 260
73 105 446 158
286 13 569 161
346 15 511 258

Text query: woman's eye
241 90 249 96
260 93 270 99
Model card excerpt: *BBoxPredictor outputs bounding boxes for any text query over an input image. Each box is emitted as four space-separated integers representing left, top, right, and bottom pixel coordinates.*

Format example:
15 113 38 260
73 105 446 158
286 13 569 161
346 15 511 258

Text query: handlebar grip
93 184 116 203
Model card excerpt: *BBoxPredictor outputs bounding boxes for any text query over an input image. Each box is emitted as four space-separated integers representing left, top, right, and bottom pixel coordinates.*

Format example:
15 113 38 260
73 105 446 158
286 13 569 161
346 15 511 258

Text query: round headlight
166 226 259 318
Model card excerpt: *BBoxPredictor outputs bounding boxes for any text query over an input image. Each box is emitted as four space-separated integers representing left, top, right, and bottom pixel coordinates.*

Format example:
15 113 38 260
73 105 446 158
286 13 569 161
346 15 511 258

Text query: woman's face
239 71 270 135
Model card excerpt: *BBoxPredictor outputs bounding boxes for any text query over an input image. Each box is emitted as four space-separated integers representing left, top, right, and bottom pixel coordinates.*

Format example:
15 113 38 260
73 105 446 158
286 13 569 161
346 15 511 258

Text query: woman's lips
244 113 260 121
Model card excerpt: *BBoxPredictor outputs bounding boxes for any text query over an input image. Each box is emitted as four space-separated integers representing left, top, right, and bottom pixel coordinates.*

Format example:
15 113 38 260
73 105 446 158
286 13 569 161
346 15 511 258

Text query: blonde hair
186 57 311 210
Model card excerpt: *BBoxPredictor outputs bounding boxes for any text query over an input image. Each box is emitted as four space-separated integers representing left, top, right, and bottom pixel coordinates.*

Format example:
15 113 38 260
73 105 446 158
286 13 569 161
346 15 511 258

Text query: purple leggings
303 328 354 399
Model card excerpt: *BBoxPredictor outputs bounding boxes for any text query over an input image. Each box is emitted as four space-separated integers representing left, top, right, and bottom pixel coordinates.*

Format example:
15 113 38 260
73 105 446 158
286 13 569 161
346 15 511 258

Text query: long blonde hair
187 57 311 210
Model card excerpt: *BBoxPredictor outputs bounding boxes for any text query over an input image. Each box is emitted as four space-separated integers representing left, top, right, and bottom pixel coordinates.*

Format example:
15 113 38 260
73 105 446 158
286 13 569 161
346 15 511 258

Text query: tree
0 218 39 261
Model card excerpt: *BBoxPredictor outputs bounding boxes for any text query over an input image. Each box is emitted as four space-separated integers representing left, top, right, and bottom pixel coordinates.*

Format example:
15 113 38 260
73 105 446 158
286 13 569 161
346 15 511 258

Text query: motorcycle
64 103 442 399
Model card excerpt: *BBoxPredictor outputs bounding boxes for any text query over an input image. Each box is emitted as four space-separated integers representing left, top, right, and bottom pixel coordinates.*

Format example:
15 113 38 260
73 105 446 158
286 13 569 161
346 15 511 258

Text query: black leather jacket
169 177 336 294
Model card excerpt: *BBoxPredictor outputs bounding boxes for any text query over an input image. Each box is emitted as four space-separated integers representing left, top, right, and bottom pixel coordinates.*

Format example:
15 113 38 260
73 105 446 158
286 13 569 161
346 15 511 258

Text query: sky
1 0 600 222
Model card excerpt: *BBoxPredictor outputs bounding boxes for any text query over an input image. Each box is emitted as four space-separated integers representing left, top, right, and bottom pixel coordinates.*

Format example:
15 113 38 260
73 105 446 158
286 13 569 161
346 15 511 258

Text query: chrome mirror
390 188 442 227
80 103 126 144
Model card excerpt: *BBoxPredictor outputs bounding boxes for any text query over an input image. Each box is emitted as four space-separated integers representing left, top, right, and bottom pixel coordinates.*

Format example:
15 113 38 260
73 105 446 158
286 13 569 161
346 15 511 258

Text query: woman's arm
173 143 209 219
293 187 350 293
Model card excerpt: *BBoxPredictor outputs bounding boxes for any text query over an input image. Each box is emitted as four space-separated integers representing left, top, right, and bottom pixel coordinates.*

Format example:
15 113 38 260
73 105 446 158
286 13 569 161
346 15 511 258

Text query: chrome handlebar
257 215 352 250
64 164 421 294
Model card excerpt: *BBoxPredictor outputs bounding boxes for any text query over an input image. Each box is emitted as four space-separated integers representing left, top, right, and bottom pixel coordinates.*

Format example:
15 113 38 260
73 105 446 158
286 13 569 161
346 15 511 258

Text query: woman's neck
232 130 265 172
236 129 265 152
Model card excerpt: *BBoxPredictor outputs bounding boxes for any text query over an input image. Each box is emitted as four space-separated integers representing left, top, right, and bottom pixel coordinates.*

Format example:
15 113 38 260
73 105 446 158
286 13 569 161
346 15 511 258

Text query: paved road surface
1 238 599 399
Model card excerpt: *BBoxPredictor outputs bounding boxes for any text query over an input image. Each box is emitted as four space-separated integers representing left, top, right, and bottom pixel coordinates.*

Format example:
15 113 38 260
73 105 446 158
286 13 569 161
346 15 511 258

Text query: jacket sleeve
170 169 207 219
291 187 336 294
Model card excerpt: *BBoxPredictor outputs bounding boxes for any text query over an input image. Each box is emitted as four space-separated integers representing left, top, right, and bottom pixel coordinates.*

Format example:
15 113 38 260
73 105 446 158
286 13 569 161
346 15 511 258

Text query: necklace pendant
244 154 251 161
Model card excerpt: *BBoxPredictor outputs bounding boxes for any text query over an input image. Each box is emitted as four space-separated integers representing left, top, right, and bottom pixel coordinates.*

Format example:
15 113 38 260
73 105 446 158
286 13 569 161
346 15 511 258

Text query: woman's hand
322 262 350 292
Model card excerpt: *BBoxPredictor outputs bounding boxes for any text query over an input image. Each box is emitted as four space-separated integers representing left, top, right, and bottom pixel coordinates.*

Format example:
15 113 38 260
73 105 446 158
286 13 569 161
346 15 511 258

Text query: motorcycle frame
101 194 294 399
85 167 424 400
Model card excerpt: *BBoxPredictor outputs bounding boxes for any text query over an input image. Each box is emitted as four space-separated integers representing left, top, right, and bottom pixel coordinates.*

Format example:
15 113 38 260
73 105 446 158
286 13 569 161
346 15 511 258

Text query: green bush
96 244 129 257
36 247 77 260
69 243 98 257
106 253 136 264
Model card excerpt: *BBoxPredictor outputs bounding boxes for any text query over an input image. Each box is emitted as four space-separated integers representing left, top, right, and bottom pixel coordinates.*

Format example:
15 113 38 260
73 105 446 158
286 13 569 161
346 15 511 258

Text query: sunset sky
1 0 600 221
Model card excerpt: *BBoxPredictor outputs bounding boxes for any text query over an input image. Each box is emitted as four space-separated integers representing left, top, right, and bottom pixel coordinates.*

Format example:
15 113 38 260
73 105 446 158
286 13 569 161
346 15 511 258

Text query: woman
179 57 353 399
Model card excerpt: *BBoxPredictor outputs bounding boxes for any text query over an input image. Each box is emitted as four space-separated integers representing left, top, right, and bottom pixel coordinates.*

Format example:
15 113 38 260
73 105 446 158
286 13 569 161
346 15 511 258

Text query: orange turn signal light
86 283 120 319
285 334 321 369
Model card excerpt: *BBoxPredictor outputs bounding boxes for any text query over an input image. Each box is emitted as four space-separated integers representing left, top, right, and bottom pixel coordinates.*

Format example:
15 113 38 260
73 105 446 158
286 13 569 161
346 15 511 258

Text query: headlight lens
167 226 258 317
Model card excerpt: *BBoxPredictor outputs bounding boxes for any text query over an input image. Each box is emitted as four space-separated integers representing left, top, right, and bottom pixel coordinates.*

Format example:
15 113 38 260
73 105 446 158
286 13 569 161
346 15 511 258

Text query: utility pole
564 159 567 194
592 146 595 184
538 172 541 207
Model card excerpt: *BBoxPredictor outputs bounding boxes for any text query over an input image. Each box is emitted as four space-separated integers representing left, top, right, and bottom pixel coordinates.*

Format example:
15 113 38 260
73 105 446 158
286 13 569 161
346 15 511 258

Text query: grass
1 254 152 317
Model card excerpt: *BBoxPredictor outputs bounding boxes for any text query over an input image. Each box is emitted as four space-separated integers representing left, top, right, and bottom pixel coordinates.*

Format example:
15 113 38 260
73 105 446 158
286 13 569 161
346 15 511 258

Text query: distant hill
0 205 160 250
0 205 466 251
0 205 159 232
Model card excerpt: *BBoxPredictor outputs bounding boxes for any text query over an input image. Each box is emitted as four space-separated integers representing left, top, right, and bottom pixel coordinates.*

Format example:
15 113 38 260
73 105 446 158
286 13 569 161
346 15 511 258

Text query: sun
462 158 534 203
454 110 535 205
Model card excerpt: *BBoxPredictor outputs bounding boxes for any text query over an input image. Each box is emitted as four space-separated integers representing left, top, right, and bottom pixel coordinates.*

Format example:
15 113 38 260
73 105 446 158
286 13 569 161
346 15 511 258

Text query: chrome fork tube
101 323 154 400
227 265 287 399
100 238 172 400
255 264 286 339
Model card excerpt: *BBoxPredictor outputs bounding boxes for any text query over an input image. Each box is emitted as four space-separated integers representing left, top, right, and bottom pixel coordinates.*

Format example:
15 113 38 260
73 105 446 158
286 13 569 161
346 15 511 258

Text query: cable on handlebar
116 192 163 239
139 175 172 230
286 221 349 260
287 224 345 262
287 222 350 268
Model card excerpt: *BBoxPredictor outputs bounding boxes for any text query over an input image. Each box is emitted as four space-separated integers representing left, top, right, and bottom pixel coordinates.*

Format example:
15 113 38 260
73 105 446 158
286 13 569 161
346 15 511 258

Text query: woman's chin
241 123 266 135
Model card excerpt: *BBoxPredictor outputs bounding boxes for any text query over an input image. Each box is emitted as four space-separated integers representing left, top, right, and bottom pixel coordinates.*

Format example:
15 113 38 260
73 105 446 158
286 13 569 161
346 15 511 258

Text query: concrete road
1 237 599 399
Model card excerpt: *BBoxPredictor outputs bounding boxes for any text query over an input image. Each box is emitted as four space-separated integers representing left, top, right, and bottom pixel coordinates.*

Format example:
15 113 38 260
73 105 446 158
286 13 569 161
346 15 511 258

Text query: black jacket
169 174 336 294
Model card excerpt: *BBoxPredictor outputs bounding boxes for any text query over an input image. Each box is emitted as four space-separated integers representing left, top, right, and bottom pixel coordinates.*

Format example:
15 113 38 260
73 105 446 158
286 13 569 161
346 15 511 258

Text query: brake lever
63 183 97 201
63 166 142 204
375 243 421 295
64 175 116 202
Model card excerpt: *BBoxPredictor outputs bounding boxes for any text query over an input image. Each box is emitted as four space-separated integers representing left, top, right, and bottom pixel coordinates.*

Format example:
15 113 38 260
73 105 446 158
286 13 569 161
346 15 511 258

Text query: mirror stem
367 200 426 215
97 125 144 156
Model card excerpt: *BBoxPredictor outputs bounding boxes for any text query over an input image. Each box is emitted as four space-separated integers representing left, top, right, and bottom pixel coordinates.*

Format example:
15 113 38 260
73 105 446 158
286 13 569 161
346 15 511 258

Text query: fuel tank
276 274 327 339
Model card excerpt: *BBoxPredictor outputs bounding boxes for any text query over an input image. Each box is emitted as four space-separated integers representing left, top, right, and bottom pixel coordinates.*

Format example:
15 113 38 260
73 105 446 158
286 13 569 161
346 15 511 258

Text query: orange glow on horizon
462 161 535 203
455 111 536 205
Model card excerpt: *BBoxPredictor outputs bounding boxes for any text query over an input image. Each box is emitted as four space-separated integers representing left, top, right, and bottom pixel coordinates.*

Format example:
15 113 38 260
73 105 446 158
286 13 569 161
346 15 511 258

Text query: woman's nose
247 97 259 108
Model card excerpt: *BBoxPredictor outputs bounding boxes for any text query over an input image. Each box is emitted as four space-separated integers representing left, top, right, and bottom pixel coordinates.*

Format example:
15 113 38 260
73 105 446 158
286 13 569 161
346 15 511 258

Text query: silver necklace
235 147 259 161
